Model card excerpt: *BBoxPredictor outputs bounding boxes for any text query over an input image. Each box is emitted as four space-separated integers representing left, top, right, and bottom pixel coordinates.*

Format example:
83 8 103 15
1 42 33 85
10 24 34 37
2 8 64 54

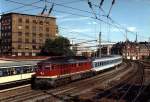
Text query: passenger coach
0 60 39 87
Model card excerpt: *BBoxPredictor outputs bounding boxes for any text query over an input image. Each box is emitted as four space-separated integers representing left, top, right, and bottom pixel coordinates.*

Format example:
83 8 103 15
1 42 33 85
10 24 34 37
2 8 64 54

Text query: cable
1 0 41 14
107 0 115 17
61 0 84 4
2 0 149 40
59 26 96 39
87 0 98 19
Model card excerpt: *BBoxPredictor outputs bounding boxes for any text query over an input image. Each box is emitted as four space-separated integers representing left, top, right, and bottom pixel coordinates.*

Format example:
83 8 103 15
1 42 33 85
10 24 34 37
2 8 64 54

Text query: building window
18 45 21 49
39 21 43 25
18 32 22 36
39 46 42 49
18 38 22 43
25 38 29 43
18 18 22 23
32 33 36 37
25 25 29 29
25 32 29 37
46 28 49 32
46 34 49 37
32 39 36 43
33 20 37 24
39 27 43 31
1 26 4 30
46 21 49 25
32 26 36 32
8 26 11 30
26 19 29 23
39 39 43 43
32 45 36 50
39 33 43 37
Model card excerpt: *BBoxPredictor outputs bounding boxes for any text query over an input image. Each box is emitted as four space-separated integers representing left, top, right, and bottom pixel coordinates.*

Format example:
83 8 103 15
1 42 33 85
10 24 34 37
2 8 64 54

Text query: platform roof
0 60 40 68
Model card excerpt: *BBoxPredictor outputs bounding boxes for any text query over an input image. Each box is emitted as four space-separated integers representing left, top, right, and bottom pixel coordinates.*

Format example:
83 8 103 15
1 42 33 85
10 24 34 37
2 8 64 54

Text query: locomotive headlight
40 72 44 75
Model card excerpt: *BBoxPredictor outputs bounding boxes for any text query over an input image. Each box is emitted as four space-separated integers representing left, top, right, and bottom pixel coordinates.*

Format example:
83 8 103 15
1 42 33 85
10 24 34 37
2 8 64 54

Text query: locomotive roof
39 56 91 64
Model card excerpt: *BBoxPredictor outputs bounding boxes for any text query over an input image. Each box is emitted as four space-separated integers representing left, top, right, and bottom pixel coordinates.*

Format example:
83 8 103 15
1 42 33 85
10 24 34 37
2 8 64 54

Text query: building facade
122 42 150 60
0 13 58 56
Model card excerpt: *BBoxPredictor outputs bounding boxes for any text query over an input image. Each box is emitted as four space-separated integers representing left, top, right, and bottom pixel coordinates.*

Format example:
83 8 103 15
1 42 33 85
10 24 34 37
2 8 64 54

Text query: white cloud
111 28 120 32
127 27 137 32
70 28 91 33
55 14 69 19
87 21 98 25
110 26 137 32
58 17 90 22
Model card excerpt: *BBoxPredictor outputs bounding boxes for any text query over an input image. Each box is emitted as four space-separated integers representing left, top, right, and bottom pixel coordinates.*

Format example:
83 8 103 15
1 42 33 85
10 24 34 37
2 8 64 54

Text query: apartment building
0 12 58 56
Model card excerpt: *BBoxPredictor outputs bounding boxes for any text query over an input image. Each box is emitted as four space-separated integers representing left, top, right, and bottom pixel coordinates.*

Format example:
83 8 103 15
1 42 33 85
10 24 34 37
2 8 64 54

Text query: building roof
1 12 56 19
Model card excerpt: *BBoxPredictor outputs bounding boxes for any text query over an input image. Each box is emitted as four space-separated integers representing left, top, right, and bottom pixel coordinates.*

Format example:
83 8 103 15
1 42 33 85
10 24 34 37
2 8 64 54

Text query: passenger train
0 60 39 89
31 55 122 89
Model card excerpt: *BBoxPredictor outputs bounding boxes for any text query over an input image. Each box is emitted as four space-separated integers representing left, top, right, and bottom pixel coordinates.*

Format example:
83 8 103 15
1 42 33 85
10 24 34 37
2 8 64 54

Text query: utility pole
99 32 101 58
135 32 138 60
148 37 150 57
125 30 128 42
125 30 128 59
135 32 138 43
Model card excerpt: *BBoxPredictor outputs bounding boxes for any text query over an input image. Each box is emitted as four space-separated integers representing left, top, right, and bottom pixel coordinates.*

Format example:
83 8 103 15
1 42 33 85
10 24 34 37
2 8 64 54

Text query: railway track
0 62 133 102
78 61 145 102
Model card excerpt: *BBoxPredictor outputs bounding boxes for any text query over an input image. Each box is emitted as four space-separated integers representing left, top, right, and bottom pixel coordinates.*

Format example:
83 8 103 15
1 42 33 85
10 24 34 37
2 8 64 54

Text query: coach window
10 68 14 75
27 66 32 73
99 62 101 66
23 66 27 73
95 62 97 67
0 69 3 77
34 65 37 70
2 69 8 76
27 66 32 72
2 69 6 76
31 66 36 72
15 67 22 74
99 62 100 66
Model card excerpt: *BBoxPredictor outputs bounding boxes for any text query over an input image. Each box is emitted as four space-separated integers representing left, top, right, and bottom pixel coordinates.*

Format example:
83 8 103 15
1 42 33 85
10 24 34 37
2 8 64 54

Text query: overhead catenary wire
41 0 47 15
107 0 115 17
1 0 143 41
48 3 54 16
0 0 134 35
1 0 149 41
87 0 98 19
0 0 42 14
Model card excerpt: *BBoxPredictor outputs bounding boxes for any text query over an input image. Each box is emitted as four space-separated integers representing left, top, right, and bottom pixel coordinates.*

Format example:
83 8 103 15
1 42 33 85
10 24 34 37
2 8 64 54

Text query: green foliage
39 36 74 56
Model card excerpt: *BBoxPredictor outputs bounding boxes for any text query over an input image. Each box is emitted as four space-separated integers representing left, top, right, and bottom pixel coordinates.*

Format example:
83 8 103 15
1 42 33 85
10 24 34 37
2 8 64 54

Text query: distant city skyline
0 0 150 44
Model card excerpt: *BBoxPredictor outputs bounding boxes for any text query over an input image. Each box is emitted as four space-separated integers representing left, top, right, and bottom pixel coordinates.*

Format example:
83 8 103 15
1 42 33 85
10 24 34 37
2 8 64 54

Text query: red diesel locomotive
31 56 93 89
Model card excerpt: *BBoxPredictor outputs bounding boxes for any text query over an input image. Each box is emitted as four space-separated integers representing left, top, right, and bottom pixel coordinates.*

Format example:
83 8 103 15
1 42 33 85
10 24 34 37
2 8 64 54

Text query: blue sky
0 0 150 44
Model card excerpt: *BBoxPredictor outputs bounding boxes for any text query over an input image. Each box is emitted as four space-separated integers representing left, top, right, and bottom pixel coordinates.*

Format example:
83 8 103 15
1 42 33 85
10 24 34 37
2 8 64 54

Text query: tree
39 36 74 56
